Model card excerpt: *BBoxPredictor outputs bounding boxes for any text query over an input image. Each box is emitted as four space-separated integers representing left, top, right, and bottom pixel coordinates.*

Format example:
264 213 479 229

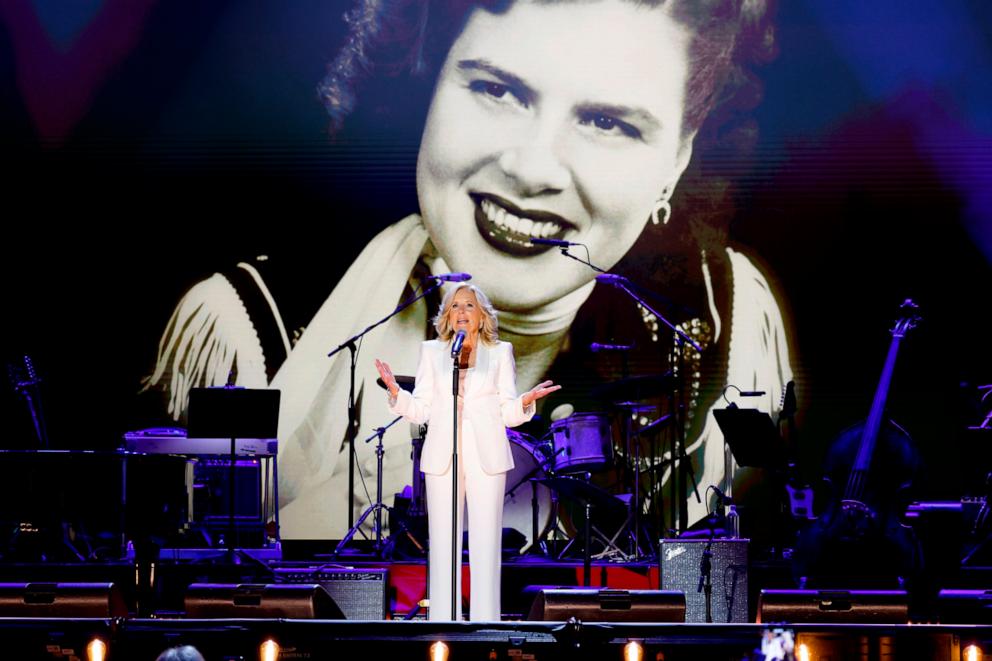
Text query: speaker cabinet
0 582 127 617
184 583 344 619
195 459 263 520
659 538 748 623
526 588 685 622
936 589 992 624
273 568 389 620
757 589 909 624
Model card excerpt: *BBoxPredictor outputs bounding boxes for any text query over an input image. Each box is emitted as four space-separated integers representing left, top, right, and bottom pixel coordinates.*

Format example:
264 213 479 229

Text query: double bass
793 300 923 586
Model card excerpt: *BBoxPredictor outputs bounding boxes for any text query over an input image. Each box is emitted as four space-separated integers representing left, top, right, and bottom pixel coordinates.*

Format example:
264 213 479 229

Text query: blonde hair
433 283 499 346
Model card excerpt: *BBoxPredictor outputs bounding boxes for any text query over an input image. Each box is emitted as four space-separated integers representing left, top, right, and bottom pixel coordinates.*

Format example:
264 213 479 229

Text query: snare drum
550 412 614 473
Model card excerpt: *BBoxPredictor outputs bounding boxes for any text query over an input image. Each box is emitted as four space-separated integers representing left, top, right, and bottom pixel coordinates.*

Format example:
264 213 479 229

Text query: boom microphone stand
543 241 703 532
326 274 457 533
595 273 703 534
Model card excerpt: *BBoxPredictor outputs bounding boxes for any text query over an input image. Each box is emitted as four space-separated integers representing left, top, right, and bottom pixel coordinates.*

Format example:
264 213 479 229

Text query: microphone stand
450 339 464 620
556 246 607 274
698 526 715 623
598 274 703 534
327 278 446 534
553 246 704 534
333 415 404 556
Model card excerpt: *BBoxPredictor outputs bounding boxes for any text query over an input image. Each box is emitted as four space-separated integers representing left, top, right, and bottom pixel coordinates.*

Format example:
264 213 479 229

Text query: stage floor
0 617 990 660
0 545 991 659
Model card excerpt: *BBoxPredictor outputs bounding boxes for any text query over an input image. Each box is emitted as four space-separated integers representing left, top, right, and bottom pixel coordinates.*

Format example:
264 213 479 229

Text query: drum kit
378 370 680 563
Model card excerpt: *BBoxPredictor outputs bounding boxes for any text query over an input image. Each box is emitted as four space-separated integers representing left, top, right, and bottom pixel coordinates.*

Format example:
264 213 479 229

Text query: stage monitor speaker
0 582 127 617
526 588 685 622
936 589 992 624
757 589 909 624
184 583 344 619
273 568 389 620
659 538 748 623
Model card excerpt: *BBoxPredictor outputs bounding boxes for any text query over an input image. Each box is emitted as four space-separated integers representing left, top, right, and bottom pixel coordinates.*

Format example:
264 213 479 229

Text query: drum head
550 412 614 473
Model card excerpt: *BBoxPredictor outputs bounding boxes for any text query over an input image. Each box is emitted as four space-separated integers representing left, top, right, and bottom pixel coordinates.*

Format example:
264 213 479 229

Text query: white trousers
424 423 506 621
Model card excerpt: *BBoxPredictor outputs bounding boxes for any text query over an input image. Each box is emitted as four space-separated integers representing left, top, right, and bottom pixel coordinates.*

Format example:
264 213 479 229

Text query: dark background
1 0 989 507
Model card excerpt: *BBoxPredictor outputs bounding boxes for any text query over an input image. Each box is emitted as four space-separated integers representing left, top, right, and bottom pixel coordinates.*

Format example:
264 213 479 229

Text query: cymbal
612 401 657 413
375 375 415 393
592 372 675 402
631 413 673 438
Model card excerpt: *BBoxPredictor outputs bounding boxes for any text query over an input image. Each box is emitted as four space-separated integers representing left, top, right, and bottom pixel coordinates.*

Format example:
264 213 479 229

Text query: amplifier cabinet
527 588 685 622
185 583 343 619
0 582 127 617
659 538 748 623
759 589 909 624
274 568 388 620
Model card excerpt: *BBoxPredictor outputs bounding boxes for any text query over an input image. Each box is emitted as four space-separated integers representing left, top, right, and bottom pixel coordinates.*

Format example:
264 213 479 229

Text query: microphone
450 330 467 357
429 272 473 282
739 390 766 397
711 485 733 505
590 342 634 352
530 238 577 247
595 273 628 285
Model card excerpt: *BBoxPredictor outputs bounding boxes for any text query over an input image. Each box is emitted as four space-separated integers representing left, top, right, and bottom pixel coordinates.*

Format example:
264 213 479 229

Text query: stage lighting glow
623 640 644 661
797 643 811 661
260 638 280 661
430 641 450 661
964 644 981 661
86 638 107 661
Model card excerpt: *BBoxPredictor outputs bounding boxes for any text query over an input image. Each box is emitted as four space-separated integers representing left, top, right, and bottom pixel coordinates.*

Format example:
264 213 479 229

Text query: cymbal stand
669 340 703 533
614 404 646 559
508 443 562 557
526 476 566 558
596 273 702 533
334 415 403 557
634 414 648 557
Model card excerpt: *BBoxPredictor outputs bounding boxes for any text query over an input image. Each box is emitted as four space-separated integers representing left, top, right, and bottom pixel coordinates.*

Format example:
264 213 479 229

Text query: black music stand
713 405 789 552
713 406 785 470
187 387 280 557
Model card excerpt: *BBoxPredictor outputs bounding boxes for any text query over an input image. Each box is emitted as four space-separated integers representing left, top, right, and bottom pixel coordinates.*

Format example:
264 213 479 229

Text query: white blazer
390 339 534 475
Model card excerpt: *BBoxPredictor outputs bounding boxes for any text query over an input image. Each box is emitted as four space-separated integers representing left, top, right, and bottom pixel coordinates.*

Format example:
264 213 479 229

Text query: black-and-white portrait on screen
143 0 794 541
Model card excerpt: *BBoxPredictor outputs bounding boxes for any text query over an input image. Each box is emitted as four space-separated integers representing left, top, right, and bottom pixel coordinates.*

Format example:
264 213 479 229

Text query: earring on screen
651 187 673 226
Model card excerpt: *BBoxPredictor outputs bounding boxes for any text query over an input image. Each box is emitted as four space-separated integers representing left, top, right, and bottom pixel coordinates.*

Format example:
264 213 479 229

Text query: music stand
713 407 785 470
714 405 790 552
187 387 280 556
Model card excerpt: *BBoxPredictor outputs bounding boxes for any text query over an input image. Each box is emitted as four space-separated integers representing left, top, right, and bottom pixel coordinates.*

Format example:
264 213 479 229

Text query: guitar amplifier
273 568 388 620
527 588 685 622
659 538 748 623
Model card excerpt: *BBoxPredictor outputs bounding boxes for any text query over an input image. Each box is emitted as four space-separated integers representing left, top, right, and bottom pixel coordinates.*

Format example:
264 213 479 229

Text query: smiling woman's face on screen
417 0 696 312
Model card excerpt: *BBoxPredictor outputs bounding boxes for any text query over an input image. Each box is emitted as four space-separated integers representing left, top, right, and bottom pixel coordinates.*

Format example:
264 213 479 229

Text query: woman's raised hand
521 380 561 408
374 359 399 398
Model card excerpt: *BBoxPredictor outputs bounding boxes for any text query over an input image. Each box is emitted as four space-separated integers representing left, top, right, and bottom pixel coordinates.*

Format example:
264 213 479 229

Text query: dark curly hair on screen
317 0 777 146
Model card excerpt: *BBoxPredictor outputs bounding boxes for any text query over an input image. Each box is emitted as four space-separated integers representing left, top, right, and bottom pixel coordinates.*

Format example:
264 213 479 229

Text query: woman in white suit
375 283 559 621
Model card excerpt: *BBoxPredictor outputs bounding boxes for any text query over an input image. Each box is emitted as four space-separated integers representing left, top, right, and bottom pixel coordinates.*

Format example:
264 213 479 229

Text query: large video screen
2 0 989 544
